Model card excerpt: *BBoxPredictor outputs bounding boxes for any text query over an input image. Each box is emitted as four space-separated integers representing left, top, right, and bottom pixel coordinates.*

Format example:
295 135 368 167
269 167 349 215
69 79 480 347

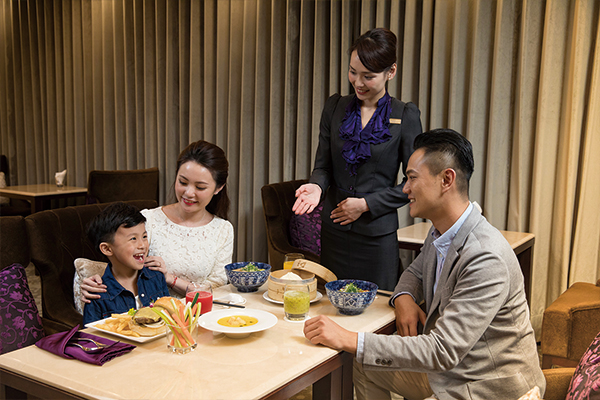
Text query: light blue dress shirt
356 203 474 362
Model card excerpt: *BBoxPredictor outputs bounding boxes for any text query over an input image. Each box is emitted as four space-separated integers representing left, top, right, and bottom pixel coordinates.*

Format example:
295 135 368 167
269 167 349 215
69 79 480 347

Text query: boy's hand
81 274 106 303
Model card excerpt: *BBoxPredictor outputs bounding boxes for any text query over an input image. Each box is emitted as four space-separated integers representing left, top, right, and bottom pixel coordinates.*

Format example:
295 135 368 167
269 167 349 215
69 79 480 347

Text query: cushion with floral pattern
289 203 322 256
0 263 45 354
566 331 600 399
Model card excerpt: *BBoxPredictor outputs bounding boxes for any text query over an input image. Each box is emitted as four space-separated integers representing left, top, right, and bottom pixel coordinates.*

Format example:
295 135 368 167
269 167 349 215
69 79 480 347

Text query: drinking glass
283 253 304 270
283 284 310 321
186 282 213 314
165 321 197 354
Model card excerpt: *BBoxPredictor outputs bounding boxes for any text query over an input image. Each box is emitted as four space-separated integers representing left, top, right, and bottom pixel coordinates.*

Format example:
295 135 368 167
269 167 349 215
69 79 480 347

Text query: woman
292 28 421 290
81 140 234 302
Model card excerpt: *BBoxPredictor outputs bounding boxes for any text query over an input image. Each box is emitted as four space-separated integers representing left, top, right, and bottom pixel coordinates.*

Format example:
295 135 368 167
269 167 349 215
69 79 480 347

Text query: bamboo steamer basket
289 259 337 291
268 269 317 301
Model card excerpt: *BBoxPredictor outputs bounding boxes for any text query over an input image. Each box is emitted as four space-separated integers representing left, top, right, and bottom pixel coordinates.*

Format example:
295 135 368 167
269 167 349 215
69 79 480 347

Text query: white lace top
141 207 234 292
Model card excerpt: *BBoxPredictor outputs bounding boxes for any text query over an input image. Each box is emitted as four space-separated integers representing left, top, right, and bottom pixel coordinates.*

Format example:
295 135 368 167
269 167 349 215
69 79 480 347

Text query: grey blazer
362 208 546 399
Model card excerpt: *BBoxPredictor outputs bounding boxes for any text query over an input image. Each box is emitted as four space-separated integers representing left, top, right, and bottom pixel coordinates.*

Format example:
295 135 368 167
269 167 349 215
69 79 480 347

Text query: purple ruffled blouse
339 91 392 175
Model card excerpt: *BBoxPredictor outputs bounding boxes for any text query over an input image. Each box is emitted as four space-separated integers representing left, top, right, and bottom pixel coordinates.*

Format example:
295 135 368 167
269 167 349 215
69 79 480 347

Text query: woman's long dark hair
173 140 230 220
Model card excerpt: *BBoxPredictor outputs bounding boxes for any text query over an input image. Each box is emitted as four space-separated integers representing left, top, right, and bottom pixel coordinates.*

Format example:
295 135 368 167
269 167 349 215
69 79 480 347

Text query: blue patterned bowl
225 262 271 292
325 279 378 315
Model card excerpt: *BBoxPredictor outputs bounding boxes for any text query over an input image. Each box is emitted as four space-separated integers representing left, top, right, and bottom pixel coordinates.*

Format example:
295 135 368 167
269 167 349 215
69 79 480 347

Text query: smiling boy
83 202 170 324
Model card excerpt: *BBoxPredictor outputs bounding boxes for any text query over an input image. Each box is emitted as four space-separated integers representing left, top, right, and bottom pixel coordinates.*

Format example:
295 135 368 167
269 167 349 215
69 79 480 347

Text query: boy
83 202 170 324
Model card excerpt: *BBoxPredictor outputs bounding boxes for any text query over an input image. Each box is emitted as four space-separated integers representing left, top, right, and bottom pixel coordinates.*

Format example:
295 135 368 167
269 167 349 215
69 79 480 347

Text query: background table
397 222 535 306
0 184 88 213
0 284 395 400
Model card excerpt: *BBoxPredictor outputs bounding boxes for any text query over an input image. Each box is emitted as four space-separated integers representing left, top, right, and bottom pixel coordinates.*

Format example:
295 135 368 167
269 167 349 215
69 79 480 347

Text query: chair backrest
261 179 320 270
25 199 158 329
0 216 30 269
88 167 159 204
0 155 31 216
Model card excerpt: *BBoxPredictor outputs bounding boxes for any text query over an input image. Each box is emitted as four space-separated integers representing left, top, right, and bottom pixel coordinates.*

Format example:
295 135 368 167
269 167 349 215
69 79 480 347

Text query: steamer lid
291 259 337 287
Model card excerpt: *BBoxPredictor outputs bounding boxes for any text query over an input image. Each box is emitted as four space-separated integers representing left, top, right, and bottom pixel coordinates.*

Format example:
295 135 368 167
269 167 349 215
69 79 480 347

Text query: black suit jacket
309 93 422 236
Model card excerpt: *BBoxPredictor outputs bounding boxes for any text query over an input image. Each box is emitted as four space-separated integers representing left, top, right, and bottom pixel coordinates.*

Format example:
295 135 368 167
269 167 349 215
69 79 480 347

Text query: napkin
55 169 66 187
35 325 136 366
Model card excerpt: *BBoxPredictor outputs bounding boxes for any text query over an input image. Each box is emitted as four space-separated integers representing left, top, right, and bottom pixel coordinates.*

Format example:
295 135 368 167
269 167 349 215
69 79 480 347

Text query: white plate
213 293 247 306
198 309 277 339
262 290 323 305
85 315 167 343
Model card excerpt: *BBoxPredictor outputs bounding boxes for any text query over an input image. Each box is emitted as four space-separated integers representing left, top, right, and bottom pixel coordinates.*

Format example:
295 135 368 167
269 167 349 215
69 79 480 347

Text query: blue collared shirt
356 203 474 362
431 202 473 294
83 263 170 324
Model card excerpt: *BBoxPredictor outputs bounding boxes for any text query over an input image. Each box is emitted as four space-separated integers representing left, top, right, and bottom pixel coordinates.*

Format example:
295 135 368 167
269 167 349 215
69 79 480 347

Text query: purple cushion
289 203 322 256
0 263 45 354
566 331 600 400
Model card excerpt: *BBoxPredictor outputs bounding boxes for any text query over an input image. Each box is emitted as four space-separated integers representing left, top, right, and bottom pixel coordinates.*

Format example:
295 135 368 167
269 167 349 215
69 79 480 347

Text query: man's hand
81 274 106 303
303 315 358 354
394 294 426 336
292 183 322 215
331 198 368 225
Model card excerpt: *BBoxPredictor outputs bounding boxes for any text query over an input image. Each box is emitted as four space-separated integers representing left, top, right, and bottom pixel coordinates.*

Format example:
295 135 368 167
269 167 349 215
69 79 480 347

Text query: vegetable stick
191 292 200 308
178 301 185 322
170 325 186 347
171 312 195 345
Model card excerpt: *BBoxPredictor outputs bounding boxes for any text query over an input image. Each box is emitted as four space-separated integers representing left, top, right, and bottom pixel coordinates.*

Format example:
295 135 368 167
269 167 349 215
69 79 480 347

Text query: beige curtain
1 0 598 332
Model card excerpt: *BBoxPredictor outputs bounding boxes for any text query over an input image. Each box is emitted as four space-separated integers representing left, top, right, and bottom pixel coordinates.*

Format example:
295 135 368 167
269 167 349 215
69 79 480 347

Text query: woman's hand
331 198 368 225
144 256 168 276
394 294 426 337
303 315 358 354
81 275 106 303
292 183 322 215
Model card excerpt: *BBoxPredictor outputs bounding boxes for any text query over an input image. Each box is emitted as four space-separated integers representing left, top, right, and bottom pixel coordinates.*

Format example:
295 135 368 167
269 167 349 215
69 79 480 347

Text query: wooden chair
87 167 159 204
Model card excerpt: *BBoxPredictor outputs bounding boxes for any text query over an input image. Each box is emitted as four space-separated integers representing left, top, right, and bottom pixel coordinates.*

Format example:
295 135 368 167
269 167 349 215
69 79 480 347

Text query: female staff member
80 140 234 303
293 28 421 290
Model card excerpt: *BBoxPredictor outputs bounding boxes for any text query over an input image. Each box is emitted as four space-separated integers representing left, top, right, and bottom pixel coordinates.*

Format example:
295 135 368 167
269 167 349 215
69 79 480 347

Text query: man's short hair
413 129 474 195
87 202 146 250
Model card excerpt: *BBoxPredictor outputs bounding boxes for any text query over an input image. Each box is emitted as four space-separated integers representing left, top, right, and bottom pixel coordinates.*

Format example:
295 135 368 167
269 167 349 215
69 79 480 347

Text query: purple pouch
35 325 135 366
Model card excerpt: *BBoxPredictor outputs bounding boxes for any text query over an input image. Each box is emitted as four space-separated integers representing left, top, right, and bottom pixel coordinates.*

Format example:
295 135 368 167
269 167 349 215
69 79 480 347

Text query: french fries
95 313 141 337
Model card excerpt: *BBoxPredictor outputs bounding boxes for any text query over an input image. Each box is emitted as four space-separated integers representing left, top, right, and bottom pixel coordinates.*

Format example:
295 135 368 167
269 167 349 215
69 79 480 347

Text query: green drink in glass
284 284 310 321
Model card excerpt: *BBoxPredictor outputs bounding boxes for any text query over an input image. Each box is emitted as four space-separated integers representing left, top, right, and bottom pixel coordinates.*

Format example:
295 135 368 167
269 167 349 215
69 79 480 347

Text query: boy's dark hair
87 202 146 250
413 129 475 195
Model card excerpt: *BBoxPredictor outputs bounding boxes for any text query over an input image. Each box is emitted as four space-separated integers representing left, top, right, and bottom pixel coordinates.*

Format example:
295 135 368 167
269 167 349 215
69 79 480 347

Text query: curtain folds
1 0 598 331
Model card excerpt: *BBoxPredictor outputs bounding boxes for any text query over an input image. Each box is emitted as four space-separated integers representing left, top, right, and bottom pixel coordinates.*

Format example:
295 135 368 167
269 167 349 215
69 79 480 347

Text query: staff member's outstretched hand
292 183 322 215
303 315 358 355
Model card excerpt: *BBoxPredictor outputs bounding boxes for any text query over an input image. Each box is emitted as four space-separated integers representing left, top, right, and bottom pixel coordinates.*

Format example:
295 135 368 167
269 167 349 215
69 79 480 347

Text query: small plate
262 290 323 305
214 293 247 305
85 315 166 343
198 309 277 339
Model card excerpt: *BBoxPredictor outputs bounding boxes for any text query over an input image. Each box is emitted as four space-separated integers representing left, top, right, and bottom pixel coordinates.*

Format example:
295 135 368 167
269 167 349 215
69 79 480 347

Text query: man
304 129 545 399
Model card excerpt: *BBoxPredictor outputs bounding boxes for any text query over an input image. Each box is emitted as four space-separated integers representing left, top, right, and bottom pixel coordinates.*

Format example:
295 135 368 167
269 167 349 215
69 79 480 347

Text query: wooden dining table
0 283 395 400
0 183 88 213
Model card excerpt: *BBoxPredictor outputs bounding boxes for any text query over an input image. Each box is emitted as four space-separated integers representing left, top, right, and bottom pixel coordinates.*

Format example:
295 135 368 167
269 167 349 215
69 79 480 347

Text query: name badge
389 118 402 124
